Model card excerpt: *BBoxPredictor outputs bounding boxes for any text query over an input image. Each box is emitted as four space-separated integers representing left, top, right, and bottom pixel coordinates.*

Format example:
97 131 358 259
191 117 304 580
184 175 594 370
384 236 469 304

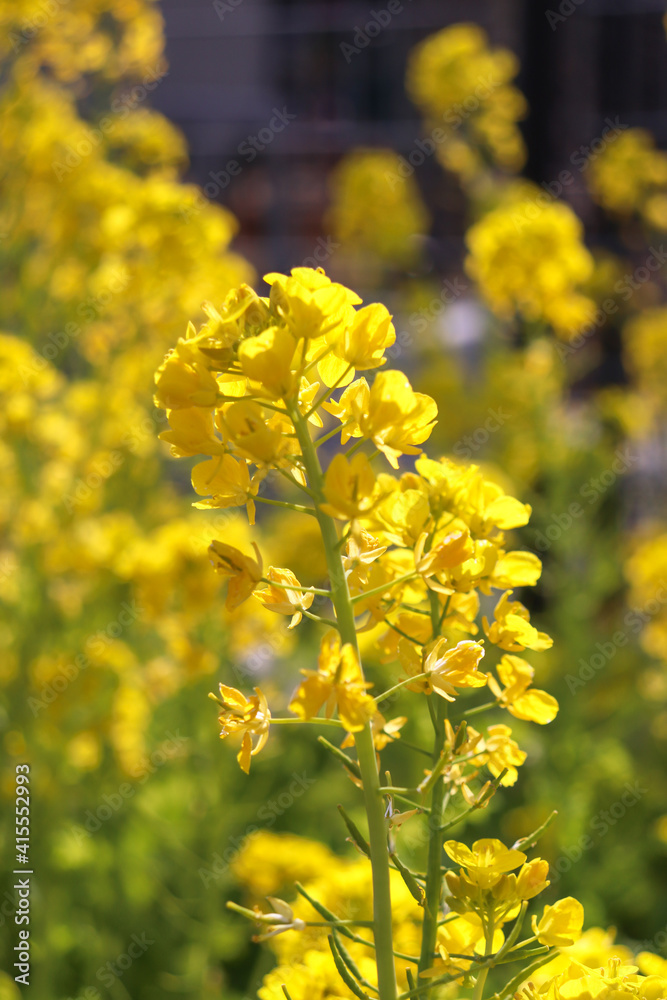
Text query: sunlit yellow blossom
289 631 374 732
326 148 430 269
374 485 431 546
256 567 314 628
213 683 271 773
533 897 585 948
158 407 224 458
379 611 433 661
637 953 667 978
447 538 499 593
154 341 219 410
424 637 487 701
208 539 263 610
336 302 396 370
586 127 667 217
312 301 396 393
414 528 474 590
483 591 553 652
258 946 366 1000
342 529 387 590
441 591 481 636
415 456 532 536
488 654 559 724
231 831 336 898
191 454 258 524
219 400 294 464
478 723 526 786
538 957 667 1000
264 266 360 341
447 855 550 914
395 637 430 694
515 858 551 900
406 24 527 179
320 452 378 520
444 838 527 889
354 370 437 468
237 325 298 398
490 550 543 590
465 191 595 340
321 376 369 443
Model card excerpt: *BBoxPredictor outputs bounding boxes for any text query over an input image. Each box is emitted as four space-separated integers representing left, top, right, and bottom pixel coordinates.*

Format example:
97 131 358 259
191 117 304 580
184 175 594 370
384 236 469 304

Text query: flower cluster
464 185 596 340
406 23 527 180
153 266 579 1000
586 128 667 228
153 268 556 761
0 0 257 778
326 148 430 272
232 831 667 1000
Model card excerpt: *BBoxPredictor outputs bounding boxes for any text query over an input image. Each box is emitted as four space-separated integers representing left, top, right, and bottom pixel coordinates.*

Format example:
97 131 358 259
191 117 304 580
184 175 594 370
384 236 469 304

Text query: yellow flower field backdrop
1 4 667 1000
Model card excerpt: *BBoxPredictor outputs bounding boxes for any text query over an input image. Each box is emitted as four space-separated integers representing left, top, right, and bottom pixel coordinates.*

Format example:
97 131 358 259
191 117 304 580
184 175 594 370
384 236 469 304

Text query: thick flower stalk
154 266 584 1000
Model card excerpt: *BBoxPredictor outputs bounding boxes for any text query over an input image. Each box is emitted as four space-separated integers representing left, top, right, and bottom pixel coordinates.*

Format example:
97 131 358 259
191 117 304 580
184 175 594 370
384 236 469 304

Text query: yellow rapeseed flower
353 370 437 468
208 539 263 610
289 631 374 732
320 452 379 521
483 591 553 652
532 897 585 948
256 567 314 628
213 683 271 773
444 838 526 889
191 454 258 524
465 192 595 340
488 654 559 724
424 637 487 701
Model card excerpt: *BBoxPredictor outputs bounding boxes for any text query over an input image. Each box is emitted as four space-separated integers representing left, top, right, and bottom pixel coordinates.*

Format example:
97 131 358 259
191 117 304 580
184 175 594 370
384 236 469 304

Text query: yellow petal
485 495 532 529
289 675 332 721
492 551 542 589
237 732 253 774
510 689 559 724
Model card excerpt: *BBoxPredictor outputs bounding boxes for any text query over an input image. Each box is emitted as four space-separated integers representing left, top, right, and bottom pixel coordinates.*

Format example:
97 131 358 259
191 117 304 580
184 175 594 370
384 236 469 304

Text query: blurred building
154 0 667 274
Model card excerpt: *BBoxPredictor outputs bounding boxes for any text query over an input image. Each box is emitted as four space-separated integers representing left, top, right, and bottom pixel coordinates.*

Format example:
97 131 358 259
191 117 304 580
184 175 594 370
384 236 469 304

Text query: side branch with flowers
152 267 645 1000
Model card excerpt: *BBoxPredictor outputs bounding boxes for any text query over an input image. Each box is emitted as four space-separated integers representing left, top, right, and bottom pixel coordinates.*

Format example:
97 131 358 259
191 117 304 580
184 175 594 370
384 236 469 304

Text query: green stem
418 699 446 985
254 495 317 516
387 792 430 814
453 700 497 721
374 671 431 703
277 467 318 498
418 593 447 989
302 610 340 627
303 363 354 419
288 399 397 1000
384 620 423 645
351 572 418 604
472 918 495 1000
270 717 342 727
345 438 367 458
260 579 331 596
314 418 354 448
